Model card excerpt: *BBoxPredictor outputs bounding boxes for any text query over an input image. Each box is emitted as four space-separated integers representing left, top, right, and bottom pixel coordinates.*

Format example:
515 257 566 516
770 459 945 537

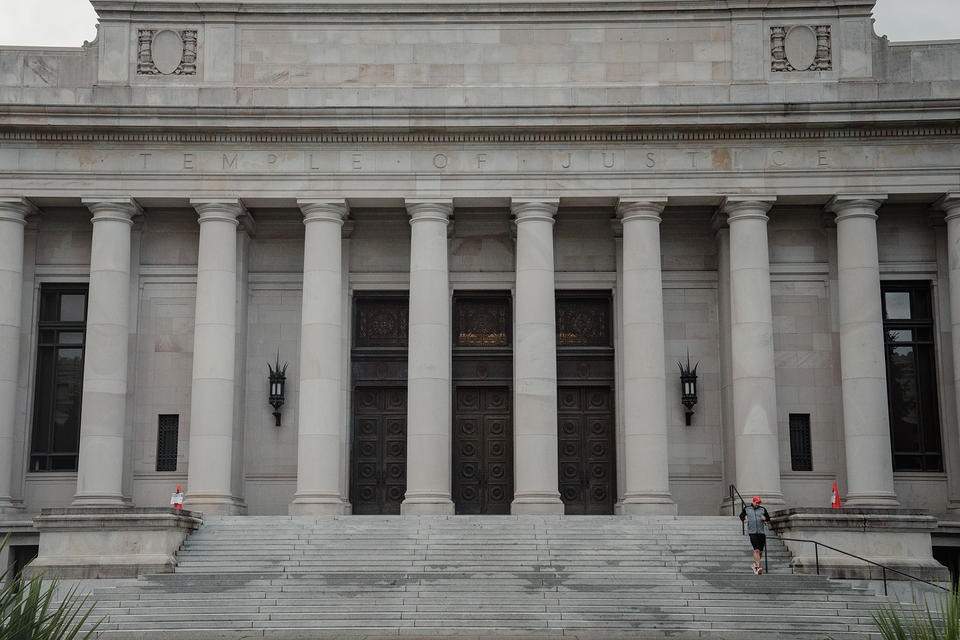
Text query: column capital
0 196 37 225
826 194 887 220
935 193 960 221
190 198 246 225
82 197 142 225
511 198 559 223
297 199 349 224
405 199 453 223
617 197 667 223
719 196 776 221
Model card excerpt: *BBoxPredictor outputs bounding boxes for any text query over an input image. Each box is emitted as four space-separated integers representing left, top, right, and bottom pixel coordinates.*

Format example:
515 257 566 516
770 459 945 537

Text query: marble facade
0 0 958 536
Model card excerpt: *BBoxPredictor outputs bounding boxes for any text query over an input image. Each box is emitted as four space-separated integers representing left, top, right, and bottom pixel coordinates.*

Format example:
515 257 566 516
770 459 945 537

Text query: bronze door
558 386 616 515
453 386 513 514
350 387 407 514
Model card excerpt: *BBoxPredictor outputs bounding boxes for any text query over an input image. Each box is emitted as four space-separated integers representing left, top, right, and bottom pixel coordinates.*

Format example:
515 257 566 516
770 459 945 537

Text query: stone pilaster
290 199 350 515
722 196 785 509
616 198 676 514
510 198 564 515
402 199 455 515
0 198 34 513
184 198 246 515
827 195 898 507
937 194 960 514
72 198 141 507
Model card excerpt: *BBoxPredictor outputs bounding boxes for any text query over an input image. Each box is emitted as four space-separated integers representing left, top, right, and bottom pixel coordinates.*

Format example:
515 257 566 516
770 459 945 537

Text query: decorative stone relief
771 25 831 72
137 29 198 75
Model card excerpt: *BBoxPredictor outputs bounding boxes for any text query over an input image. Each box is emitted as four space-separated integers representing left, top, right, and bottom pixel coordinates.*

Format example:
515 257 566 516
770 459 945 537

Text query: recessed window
30 284 88 472
882 282 943 472
156 415 179 472
789 414 812 472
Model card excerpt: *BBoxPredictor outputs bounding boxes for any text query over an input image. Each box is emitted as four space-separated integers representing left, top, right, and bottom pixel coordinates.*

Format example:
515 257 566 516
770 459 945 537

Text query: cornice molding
1 124 957 145
89 0 876 22
2 100 958 142
0 124 960 145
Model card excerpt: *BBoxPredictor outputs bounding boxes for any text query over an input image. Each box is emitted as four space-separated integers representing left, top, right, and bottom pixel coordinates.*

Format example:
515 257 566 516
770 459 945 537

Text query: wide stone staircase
85 515 890 639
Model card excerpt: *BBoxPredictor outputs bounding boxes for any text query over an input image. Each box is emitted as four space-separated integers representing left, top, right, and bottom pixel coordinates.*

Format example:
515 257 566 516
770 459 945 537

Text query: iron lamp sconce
268 352 287 427
678 352 699 426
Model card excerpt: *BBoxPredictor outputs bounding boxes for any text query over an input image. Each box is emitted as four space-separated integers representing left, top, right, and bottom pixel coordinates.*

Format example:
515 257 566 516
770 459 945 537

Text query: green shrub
0 536 100 640
873 588 960 640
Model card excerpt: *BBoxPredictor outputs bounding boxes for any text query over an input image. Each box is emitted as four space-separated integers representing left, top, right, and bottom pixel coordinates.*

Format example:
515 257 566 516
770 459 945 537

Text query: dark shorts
749 533 766 551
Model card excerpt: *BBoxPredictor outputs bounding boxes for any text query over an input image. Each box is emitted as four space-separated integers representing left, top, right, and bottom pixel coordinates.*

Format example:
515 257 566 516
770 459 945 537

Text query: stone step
83 515 888 640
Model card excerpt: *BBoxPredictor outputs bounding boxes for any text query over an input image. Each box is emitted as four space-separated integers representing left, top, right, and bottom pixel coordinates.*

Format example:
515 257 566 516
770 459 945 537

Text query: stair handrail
776 535 948 597
728 484 748 516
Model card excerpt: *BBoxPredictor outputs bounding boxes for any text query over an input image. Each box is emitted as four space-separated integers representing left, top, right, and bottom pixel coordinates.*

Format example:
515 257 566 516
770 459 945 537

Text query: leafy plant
0 536 101 640
872 587 960 640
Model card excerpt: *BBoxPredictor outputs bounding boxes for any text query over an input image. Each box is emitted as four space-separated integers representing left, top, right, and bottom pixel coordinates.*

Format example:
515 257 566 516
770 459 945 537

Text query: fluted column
402 199 455 515
71 198 139 507
617 198 676 514
0 198 33 513
184 198 245 514
511 198 564 515
827 195 898 507
290 199 350 515
723 197 785 509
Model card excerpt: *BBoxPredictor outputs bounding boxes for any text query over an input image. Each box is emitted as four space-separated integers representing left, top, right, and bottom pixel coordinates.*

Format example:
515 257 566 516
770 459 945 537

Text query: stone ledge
29 508 203 579
769 507 949 582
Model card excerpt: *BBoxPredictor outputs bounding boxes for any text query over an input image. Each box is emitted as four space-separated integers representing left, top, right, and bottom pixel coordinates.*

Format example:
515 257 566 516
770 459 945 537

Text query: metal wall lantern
267 352 287 426
678 352 699 426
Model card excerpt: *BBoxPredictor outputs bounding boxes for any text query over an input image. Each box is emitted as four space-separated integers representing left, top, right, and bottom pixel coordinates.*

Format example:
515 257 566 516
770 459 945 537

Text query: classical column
511 198 564 515
722 197 785 508
0 198 34 513
71 198 139 507
827 195 898 507
184 198 245 514
616 198 676 514
939 194 960 514
290 199 350 515
402 199 455 515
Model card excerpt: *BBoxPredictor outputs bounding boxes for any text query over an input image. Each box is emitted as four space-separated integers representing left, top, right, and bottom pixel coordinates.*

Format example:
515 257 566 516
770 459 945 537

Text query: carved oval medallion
784 26 817 71
152 30 184 75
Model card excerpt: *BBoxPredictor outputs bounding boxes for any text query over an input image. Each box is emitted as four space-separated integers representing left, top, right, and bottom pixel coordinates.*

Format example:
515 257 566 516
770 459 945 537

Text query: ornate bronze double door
350 384 616 515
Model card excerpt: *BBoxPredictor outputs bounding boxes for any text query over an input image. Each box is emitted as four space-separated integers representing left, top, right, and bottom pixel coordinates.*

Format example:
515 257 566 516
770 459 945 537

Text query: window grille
789 413 813 471
156 414 179 472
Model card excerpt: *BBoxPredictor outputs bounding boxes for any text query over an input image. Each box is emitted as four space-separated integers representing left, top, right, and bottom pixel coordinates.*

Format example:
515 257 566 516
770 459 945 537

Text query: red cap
752 496 761 503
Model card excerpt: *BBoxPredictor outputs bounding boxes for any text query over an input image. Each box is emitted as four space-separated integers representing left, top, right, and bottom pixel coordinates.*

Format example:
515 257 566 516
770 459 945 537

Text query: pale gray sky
0 0 957 47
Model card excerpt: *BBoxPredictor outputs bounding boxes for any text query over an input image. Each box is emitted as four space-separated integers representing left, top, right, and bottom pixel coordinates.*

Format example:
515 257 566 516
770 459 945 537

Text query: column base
401 494 455 515
0 497 24 515
844 492 900 508
511 493 565 515
183 492 247 516
289 493 350 516
71 494 133 509
617 493 678 516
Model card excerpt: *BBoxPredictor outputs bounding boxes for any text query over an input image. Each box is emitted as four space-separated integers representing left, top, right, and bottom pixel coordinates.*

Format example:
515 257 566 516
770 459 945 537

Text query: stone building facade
0 0 959 542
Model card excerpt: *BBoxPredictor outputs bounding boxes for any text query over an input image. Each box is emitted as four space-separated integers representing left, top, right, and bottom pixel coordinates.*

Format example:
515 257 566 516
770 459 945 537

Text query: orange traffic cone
171 485 184 510
830 481 842 509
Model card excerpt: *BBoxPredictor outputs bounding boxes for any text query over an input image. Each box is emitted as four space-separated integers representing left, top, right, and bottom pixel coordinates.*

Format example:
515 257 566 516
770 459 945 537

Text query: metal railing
728 484 947 596
776 536 948 596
